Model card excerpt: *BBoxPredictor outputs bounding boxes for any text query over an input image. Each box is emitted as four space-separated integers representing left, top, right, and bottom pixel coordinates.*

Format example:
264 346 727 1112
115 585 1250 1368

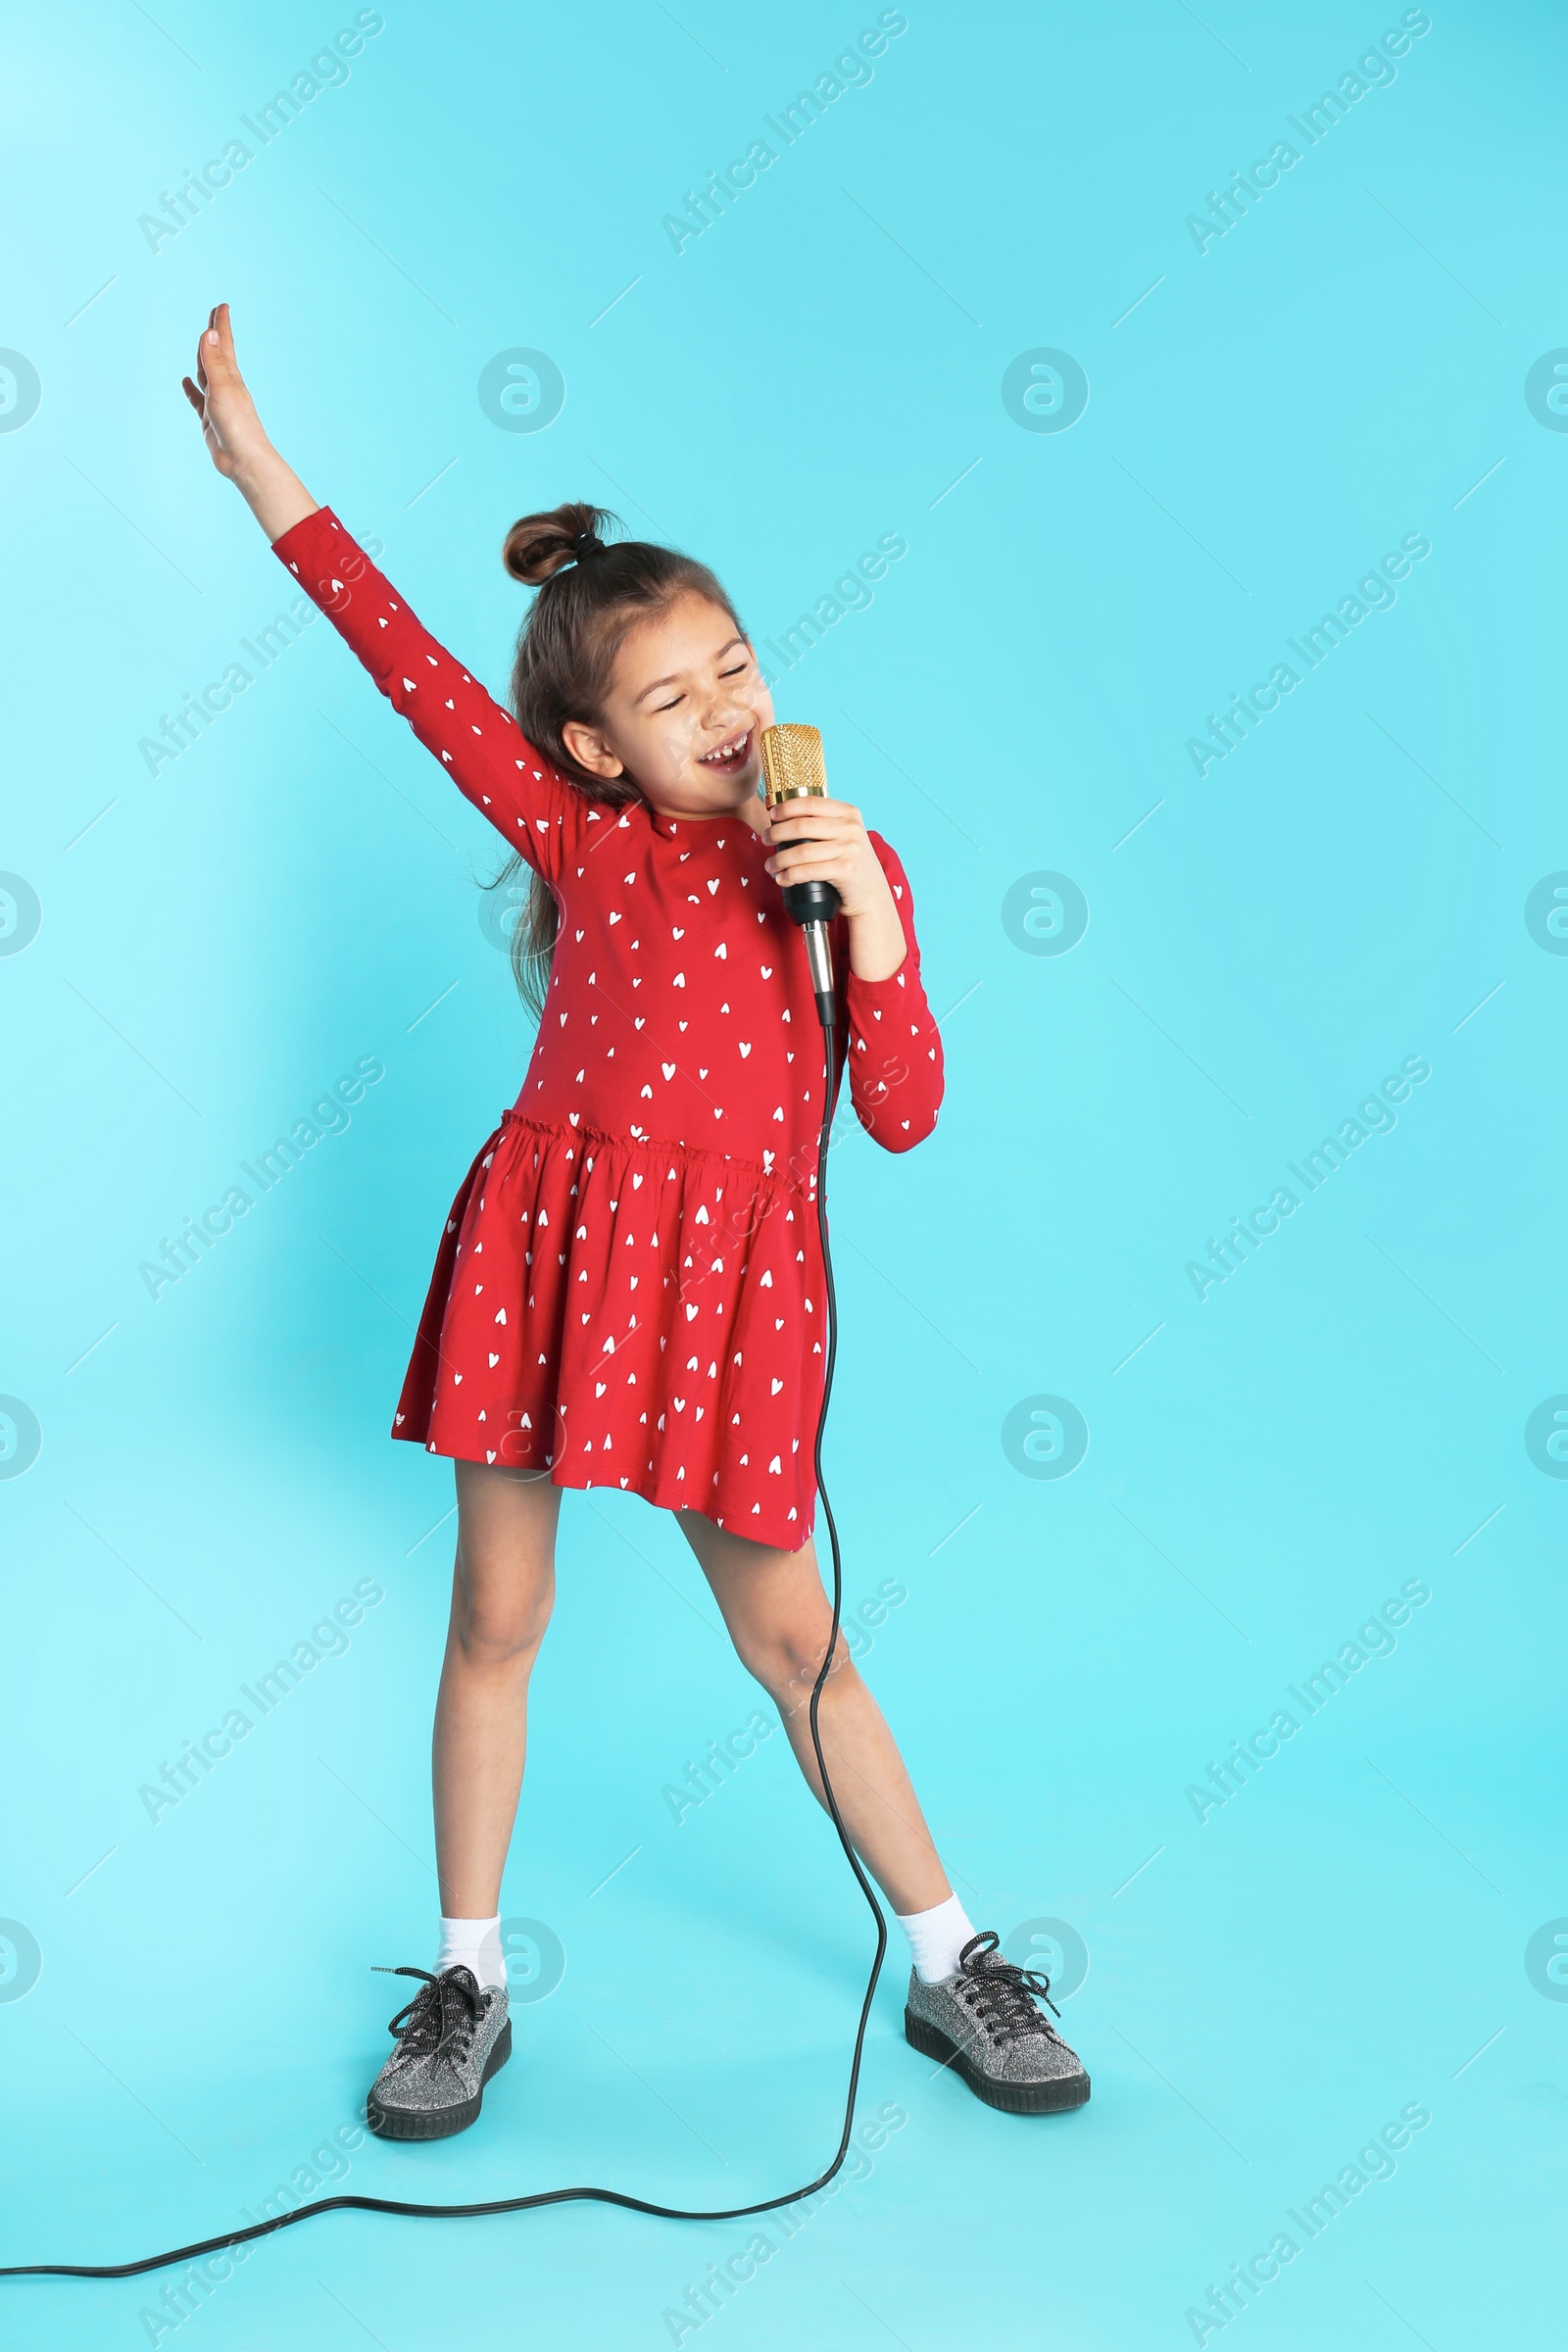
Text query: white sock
435 1914 506 1991
895 1892 976 1984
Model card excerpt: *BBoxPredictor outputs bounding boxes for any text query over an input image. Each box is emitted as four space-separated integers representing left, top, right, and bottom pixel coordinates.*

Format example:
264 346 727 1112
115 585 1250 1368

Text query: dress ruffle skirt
393 1112 826 1547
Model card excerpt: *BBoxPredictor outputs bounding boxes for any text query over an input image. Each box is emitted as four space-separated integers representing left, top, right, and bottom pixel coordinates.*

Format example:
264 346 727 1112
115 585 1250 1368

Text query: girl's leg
432 1460 562 1919
675 1511 951 1917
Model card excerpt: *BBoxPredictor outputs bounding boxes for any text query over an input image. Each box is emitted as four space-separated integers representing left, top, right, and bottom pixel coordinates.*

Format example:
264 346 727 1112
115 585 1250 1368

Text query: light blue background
3 2 1564 2345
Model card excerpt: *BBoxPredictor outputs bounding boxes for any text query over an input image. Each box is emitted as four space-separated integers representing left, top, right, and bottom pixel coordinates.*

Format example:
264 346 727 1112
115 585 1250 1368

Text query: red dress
274 509 945 1547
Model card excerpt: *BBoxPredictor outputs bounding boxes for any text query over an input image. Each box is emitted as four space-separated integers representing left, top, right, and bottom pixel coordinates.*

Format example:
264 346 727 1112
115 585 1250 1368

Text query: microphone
760 722 838 1030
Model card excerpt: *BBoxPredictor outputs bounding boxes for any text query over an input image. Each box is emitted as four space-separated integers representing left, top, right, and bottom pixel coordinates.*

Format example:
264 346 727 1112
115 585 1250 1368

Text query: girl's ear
560 720 624 780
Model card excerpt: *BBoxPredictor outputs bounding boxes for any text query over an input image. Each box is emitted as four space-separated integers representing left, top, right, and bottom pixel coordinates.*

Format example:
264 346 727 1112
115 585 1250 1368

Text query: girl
183 304 1088 2135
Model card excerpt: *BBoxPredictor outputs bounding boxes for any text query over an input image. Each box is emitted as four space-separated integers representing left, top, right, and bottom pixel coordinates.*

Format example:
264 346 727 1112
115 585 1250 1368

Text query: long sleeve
841 833 944 1152
271 507 580 883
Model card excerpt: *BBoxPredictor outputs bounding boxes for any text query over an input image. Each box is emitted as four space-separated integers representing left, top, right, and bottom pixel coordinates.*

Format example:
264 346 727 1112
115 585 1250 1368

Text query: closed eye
654 692 685 711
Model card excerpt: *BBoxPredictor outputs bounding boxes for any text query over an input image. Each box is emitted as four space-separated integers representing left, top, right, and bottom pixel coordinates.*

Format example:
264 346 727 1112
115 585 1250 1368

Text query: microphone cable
0 1005 889 2283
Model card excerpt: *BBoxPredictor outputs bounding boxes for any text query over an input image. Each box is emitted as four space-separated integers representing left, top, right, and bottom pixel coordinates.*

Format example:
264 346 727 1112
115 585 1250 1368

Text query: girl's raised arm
181 303 318 544
183 305 579 878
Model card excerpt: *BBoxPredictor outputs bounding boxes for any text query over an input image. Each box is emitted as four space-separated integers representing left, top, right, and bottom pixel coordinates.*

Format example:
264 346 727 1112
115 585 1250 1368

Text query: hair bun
503 500 616 586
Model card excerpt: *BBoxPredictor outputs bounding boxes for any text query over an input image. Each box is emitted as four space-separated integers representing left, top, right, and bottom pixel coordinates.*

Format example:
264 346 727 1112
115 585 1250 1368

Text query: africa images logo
1003 1396 1089 1480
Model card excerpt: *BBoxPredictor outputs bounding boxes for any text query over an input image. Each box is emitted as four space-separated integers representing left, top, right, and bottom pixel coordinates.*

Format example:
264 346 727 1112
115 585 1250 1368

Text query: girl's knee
738 1623 850 1704
451 1580 554 1666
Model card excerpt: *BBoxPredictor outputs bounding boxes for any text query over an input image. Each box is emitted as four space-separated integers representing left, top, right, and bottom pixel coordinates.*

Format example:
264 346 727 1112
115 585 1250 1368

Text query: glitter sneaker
904 1931 1090 2114
366 1964 512 2140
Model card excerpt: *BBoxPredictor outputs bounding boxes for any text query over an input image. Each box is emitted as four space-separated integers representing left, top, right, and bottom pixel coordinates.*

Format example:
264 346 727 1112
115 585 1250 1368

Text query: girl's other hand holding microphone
765 796 907 982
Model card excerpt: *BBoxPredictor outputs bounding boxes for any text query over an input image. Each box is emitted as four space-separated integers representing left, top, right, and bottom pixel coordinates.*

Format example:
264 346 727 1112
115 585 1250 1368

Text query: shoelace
375 1964 485 2073
954 1932 1062 2046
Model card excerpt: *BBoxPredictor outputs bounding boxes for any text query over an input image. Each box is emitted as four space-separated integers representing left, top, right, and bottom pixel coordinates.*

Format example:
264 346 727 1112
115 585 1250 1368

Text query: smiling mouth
697 728 753 776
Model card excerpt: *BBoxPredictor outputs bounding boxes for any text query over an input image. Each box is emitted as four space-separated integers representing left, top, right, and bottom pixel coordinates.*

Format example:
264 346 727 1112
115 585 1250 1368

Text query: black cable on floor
1 1010 888 2283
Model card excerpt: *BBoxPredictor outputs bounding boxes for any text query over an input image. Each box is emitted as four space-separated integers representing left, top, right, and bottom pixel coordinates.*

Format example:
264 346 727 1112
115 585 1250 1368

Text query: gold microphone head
760 722 826 808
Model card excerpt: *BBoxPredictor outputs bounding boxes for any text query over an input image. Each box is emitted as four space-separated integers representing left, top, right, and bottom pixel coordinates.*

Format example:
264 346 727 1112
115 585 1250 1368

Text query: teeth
703 731 748 763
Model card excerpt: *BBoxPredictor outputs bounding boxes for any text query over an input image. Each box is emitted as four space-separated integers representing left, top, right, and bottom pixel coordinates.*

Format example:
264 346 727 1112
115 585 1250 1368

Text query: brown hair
484 500 745 1018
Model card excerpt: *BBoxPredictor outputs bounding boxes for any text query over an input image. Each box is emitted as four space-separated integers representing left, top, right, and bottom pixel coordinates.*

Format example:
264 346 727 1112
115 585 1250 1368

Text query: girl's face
560 593 775 824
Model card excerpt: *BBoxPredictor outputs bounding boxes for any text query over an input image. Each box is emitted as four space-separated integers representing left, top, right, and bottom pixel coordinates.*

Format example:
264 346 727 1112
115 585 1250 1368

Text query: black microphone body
780 877 840 926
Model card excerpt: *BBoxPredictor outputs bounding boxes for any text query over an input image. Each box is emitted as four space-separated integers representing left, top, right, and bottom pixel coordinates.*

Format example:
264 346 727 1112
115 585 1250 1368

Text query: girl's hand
765 797 907 980
181 303 318 542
